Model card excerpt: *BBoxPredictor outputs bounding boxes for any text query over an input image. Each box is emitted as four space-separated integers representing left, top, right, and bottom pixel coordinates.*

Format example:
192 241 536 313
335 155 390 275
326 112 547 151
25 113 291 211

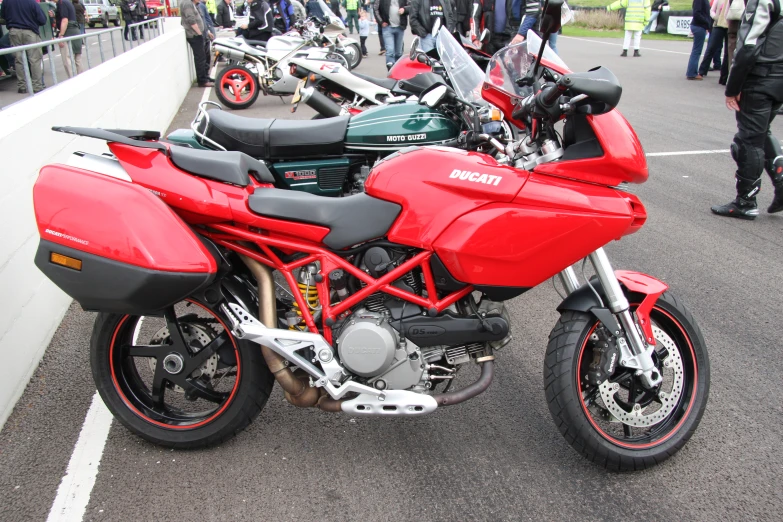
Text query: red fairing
387 56 432 80
364 147 529 248
535 111 648 187
33 165 217 273
433 173 639 287
616 270 669 346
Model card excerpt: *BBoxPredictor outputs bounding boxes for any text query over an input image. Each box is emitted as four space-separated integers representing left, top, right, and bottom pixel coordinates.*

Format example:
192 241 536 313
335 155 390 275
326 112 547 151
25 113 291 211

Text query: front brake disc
598 324 685 428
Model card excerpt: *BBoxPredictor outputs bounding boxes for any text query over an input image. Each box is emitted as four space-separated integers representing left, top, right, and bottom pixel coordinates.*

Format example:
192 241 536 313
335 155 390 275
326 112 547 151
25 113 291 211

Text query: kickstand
279 96 285 104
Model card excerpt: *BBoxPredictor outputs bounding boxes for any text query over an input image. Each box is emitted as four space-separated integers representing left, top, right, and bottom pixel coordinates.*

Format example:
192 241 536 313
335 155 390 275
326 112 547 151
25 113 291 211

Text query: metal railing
0 18 164 98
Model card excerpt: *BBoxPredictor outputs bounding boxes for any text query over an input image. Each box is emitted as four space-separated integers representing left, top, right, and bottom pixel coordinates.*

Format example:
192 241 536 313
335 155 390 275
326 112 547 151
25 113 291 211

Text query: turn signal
290 64 297 76
309 74 316 82
50 252 82 271
490 109 502 121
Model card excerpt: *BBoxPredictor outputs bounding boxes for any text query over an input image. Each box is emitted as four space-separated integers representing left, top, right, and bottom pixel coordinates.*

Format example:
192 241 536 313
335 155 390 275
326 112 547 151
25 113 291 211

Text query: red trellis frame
204 223 474 343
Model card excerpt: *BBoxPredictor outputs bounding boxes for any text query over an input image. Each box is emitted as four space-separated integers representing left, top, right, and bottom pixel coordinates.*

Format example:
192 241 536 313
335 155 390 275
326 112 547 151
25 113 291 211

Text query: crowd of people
0 0 153 93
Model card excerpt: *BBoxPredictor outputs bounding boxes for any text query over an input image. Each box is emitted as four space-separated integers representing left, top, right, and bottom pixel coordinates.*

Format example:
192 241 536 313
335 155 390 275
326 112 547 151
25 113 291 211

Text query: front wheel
544 291 710 471
91 298 274 448
215 64 261 110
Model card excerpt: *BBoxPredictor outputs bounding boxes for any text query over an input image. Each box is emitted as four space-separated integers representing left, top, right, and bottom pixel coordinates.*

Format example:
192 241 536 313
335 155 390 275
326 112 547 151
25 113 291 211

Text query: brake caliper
585 328 620 386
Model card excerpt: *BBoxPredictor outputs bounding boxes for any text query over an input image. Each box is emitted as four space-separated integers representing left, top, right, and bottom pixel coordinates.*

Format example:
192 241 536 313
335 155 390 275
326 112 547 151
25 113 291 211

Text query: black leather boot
634 50 641 57
711 173 761 220
767 157 783 213
621 50 628 57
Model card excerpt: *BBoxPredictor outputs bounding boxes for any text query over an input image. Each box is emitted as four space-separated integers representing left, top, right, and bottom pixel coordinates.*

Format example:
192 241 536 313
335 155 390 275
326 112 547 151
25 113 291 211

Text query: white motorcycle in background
211 16 351 109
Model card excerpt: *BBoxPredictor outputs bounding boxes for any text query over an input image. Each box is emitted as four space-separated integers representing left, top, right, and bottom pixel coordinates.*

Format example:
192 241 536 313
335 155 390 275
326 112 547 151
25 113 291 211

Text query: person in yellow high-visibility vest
608 0 651 57
343 0 359 33
206 0 218 21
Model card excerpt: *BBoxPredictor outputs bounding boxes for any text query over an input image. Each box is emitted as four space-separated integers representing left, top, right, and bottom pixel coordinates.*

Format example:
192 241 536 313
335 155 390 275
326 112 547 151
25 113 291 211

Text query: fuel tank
344 103 460 152
366 147 646 289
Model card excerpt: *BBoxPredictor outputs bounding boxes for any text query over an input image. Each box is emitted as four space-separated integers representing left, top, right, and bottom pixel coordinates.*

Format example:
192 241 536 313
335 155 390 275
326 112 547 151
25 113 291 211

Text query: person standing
711 0 783 219
133 0 147 39
121 0 137 40
409 0 454 52
719 0 744 84
373 1 386 54
306 0 326 20
469 0 520 54
72 0 85 33
0 0 47 93
181 0 213 86
374 0 407 68
206 0 218 22
344 0 359 33
685 0 711 79
197 0 215 63
241 0 273 40
607 0 651 57
330 0 343 20
216 0 236 26
358 8 369 56
272 0 296 32
56 0 84 77
643 0 667 34
698 0 729 76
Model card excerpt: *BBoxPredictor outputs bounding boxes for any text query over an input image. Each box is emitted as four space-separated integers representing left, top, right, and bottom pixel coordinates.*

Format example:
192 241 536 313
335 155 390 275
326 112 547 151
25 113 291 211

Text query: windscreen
484 30 568 99
317 0 346 31
436 28 485 104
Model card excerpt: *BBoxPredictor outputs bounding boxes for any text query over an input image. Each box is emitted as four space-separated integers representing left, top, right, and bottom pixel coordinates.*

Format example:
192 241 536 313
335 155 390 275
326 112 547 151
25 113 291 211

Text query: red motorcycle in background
32 0 708 471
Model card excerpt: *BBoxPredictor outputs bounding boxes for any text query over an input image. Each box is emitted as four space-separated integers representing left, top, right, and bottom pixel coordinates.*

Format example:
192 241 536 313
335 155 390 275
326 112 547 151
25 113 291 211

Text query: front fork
559 248 664 389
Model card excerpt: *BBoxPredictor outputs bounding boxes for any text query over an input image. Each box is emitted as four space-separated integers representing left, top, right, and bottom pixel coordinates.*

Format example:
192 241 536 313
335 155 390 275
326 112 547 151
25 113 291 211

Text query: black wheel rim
577 305 699 449
109 300 241 429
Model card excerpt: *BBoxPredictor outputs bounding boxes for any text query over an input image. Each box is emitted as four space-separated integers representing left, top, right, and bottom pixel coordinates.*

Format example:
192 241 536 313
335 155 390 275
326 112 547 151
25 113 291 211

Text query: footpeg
341 390 438 415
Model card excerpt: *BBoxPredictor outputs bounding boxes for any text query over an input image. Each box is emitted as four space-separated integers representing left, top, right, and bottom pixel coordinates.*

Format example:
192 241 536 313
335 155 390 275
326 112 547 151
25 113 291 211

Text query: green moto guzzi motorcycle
165 32 511 196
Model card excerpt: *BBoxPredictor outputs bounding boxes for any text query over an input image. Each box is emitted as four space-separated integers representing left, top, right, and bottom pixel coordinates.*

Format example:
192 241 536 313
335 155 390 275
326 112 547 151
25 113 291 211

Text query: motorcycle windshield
436 28 485 105
317 0 346 31
484 30 568 99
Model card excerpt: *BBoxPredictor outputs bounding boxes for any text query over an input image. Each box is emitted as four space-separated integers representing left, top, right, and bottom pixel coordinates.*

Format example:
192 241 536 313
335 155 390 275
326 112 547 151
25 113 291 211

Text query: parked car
145 0 164 18
84 0 121 27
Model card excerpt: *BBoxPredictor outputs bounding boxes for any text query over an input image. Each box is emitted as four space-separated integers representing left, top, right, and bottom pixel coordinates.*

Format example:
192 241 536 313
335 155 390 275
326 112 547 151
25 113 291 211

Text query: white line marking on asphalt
47 392 113 522
560 36 692 55
199 63 218 105
647 149 730 157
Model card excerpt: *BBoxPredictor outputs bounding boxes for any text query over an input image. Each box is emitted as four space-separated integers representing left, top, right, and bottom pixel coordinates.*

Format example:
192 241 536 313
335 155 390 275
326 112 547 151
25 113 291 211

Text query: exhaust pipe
300 86 343 118
239 255 322 408
432 357 495 406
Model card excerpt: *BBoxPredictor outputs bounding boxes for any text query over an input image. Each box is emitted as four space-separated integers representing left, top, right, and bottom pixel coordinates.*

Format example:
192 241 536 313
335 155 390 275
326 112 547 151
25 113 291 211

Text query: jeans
686 25 707 78
699 26 726 76
643 10 660 34
420 33 437 53
548 32 558 55
383 25 405 67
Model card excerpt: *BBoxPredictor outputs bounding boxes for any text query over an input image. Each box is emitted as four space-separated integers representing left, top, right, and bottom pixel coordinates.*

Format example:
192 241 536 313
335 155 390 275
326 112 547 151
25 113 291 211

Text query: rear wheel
91 298 274 448
341 43 362 69
89 22 96 28
215 64 260 110
544 292 710 471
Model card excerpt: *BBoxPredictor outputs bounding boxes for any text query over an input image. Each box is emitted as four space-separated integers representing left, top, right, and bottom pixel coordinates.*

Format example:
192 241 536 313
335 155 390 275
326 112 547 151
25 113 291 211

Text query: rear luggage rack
52 126 169 156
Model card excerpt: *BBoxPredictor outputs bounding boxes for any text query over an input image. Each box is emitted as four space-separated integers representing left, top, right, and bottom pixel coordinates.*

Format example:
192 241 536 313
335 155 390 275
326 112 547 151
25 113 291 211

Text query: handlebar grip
540 83 563 107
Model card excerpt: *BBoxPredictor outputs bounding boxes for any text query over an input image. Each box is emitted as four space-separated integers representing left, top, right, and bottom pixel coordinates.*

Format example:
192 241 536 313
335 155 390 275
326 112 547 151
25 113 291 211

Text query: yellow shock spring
290 282 319 330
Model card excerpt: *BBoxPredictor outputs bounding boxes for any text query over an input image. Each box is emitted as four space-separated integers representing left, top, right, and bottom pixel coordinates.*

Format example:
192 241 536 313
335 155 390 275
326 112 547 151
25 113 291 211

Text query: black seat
248 190 401 249
353 72 398 91
200 110 349 159
169 146 275 186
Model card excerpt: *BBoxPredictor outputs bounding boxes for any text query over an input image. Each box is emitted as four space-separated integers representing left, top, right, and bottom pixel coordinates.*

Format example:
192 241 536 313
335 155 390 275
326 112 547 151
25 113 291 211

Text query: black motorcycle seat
353 72 398 91
169 146 275 186
201 110 349 159
248 190 401 249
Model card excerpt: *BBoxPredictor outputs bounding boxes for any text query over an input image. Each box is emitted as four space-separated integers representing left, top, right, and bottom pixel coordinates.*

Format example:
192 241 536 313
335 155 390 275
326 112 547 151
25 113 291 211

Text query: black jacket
690 0 711 29
247 0 273 38
374 0 408 29
408 0 455 37
726 0 783 96
471 0 518 41
216 0 235 25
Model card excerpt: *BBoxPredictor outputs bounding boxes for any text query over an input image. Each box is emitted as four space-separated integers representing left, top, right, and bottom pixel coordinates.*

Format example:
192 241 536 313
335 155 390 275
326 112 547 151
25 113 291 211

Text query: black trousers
378 23 385 51
732 75 783 196
187 35 210 85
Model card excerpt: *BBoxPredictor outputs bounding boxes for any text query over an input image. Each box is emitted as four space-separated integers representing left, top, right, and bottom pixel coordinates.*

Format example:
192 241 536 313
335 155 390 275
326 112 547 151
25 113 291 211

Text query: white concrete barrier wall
0 17 192 428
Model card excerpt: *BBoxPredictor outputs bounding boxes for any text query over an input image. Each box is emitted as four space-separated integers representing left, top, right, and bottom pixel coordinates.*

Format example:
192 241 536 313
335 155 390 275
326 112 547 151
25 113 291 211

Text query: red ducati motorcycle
32 0 708 470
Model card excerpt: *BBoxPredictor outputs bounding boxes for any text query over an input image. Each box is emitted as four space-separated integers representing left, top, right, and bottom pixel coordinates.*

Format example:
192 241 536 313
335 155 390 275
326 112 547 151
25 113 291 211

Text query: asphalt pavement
0 24 161 110
1 32 782 522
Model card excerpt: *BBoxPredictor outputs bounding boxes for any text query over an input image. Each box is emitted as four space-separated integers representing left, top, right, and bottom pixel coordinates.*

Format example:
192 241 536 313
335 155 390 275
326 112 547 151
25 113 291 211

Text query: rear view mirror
539 0 564 35
420 84 449 108
409 36 419 60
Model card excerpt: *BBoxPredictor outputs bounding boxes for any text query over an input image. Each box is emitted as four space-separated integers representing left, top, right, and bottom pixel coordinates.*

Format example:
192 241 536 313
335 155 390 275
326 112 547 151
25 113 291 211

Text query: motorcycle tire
342 43 362 69
90 298 274 449
544 291 710 471
215 64 261 110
